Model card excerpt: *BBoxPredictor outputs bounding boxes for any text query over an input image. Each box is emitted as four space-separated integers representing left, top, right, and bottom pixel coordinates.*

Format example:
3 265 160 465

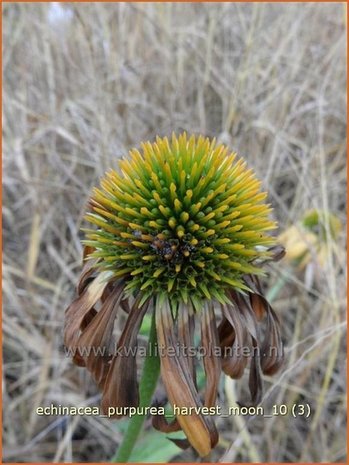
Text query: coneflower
64 133 285 459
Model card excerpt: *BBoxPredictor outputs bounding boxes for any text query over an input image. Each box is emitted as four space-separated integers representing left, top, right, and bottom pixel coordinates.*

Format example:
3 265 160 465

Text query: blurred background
3 2 347 463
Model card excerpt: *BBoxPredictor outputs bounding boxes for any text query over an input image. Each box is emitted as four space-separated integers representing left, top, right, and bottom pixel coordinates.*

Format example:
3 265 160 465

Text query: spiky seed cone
84 133 277 306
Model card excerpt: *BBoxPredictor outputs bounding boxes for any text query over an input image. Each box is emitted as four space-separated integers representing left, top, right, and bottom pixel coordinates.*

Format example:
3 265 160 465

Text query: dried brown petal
218 316 235 348
168 437 191 450
244 275 284 375
220 303 249 379
260 306 284 375
156 298 218 457
152 413 181 433
251 293 265 320
230 290 264 405
101 297 148 416
268 244 286 262
178 303 197 387
64 272 110 366
77 282 124 388
153 302 197 435
201 303 221 408
77 247 99 295
248 339 263 405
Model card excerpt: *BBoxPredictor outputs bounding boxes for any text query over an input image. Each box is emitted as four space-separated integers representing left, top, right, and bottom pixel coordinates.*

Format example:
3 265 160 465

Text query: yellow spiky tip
83 133 277 305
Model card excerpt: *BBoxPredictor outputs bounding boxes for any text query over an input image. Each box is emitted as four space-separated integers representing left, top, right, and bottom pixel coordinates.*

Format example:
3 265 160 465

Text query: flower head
64 133 285 457
85 134 277 306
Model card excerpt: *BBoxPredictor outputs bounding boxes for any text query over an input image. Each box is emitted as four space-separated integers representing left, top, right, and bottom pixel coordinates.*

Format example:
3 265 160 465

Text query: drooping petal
168 437 191 450
64 271 111 366
178 302 197 387
76 282 125 388
229 290 263 405
101 283 130 315
248 341 263 405
268 244 286 262
252 245 286 267
244 275 284 375
220 303 249 379
245 274 267 320
201 302 221 408
156 297 218 457
152 411 181 433
250 293 265 320
101 296 148 416
153 302 196 434
80 308 97 330
260 305 284 375
231 290 259 341
77 247 99 295
218 316 235 349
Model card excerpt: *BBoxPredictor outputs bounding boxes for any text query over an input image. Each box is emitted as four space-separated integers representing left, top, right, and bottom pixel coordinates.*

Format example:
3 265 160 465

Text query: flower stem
112 305 160 463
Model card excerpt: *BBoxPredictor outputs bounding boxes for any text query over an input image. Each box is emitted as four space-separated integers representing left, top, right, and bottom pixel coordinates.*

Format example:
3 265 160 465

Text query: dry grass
3 2 346 463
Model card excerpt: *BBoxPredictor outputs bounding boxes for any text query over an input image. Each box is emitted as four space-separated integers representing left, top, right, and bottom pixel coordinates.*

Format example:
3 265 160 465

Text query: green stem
267 275 286 302
112 306 160 463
